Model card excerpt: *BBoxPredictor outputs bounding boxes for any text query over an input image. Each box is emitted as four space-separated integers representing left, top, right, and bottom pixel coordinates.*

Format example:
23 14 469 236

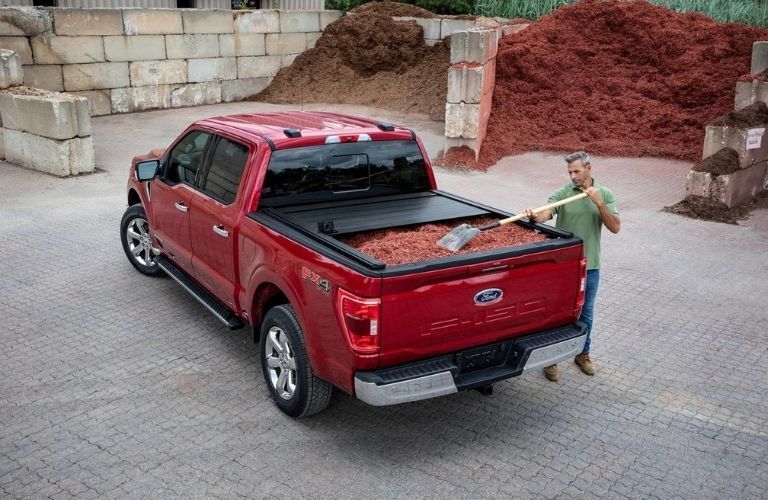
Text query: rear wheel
259 305 332 417
120 204 163 277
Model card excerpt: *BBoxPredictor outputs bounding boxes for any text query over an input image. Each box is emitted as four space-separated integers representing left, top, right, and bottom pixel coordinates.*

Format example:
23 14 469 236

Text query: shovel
437 192 588 252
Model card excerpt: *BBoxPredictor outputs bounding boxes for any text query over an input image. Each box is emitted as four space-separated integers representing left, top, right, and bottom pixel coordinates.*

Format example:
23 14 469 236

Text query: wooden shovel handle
497 192 588 226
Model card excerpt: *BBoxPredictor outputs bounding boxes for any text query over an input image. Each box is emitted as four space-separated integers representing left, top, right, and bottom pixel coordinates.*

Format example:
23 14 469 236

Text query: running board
157 255 244 330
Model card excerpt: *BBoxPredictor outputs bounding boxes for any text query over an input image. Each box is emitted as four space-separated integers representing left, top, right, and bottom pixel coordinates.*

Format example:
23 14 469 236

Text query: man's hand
523 207 551 223
582 186 604 207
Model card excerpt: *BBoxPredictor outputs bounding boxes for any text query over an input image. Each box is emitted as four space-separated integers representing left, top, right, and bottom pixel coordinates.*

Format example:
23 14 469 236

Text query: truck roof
196 111 414 148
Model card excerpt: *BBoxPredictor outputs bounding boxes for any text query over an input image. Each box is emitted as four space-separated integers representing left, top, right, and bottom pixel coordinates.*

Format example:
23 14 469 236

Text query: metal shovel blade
437 223 481 252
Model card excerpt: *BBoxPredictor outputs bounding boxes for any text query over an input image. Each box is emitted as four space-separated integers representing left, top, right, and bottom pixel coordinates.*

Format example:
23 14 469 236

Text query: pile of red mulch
475 0 768 167
340 217 547 265
254 3 450 120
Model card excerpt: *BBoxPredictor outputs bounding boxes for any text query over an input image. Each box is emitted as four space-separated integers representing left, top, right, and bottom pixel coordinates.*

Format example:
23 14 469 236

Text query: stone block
188 57 236 82
0 37 33 65
237 55 281 79
3 128 94 176
502 22 529 36
220 33 266 57
235 10 280 34
182 10 233 34
751 41 768 74
70 89 111 116
130 59 187 86
53 9 123 36
734 81 768 111
0 7 51 36
111 84 171 113
221 77 270 102
31 35 105 65
0 90 90 139
166 34 219 59
280 11 320 33
266 32 305 55
703 124 768 169
0 48 23 88
447 59 495 104
63 62 129 91
440 18 476 39
425 39 440 47
320 10 342 30
306 32 321 49
169 81 220 108
444 137 480 160
394 16 440 40
22 64 63 91
104 35 166 62
450 28 498 65
687 164 767 208
445 102 480 139
123 9 183 35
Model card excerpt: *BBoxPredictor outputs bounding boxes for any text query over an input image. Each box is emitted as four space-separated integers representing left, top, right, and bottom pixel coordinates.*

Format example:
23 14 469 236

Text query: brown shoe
574 354 596 375
543 364 559 381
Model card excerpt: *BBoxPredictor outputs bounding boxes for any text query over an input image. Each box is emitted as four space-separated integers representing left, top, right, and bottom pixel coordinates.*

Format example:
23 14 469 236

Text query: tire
120 204 164 277
259 304 332 418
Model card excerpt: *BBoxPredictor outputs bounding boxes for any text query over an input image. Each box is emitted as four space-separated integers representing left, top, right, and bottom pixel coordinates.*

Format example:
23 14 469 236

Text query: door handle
174 202 188 213
213 225 229 237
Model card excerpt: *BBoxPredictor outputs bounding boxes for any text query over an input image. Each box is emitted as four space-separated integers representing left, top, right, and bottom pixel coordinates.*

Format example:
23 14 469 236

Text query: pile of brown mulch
693 148 740 175
477 0 768 167
350 0 436 18
340 217 547 265
254 4 450 120
664 191 768 224
710 102 768 127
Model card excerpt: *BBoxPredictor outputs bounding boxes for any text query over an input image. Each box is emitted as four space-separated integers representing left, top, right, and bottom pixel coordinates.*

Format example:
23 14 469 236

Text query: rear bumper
354 322 587 406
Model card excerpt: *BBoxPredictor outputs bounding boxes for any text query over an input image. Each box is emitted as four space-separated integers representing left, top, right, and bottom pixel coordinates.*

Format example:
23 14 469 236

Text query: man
523 151 620 381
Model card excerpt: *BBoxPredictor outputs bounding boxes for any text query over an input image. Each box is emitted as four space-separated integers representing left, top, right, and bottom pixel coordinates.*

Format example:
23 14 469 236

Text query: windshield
260 140 429 207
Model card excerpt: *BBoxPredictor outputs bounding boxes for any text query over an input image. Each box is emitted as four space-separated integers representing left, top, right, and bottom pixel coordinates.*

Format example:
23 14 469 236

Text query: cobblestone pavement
1 102 767 499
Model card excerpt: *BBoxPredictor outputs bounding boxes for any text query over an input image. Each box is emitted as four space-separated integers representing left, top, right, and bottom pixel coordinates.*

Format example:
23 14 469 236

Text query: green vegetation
325 0 768 27
474 0 768 27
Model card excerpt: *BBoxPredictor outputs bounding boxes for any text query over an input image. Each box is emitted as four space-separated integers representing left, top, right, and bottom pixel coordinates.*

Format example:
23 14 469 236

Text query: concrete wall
0 6 342 115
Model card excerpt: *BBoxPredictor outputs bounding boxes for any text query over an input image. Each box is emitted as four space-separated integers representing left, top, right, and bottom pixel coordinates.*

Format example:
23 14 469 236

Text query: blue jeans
579 269 600 355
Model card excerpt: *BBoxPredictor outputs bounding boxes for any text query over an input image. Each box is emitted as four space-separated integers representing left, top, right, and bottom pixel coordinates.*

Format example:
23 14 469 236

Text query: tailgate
378 244 584 367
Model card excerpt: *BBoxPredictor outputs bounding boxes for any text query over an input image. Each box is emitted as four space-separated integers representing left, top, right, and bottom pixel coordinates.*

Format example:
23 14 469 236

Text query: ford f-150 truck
121 111 587 418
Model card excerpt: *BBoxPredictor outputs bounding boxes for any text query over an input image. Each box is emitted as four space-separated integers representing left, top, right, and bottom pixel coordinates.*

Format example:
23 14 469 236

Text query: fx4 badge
301 266 331 295
474 288 503 306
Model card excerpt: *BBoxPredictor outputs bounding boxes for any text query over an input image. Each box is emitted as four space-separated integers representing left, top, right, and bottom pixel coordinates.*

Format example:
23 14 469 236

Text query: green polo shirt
548 180 619 270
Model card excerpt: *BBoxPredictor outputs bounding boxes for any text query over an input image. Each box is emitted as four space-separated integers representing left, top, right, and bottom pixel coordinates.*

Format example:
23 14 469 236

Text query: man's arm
524 208 552 223
584 187 621 233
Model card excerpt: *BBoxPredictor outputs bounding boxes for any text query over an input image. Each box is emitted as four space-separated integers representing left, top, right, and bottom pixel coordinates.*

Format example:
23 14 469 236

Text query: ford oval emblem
474 288 503 305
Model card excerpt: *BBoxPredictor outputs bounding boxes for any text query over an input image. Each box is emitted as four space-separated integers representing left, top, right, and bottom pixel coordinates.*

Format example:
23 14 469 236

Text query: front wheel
120 204 163 277
259 305 332 417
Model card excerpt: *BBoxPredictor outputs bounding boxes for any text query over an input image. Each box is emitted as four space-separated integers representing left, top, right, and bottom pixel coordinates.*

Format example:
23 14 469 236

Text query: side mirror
136 160 159 181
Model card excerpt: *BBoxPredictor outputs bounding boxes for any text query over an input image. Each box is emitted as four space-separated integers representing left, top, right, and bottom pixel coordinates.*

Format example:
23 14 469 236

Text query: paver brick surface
1 102 767 499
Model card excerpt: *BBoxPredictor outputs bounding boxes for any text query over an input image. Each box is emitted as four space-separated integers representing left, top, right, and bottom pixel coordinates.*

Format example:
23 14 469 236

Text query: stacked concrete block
188 57 236 82
735 80 768 111
0 7 52 36
280 11 320 33
166 34 220 59
130 59 187 86
750 41 768 74
0 48 22 87
182 10 233 34
444 28 499 159
320 10 343 30
222 77 270 102
440 18 475 39
122 9 183 36
52 9 123 36
0 88 94 176
237 55 281 79
0 36 32 64
235 10 280 33
104 35 166 62
111 81 221 113
22 64 62 91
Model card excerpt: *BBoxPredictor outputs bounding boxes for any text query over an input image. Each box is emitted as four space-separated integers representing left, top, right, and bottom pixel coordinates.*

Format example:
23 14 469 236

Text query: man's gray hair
564 151 590 166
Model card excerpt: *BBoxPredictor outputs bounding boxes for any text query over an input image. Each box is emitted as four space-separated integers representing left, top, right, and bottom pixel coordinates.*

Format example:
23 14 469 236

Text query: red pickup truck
121 111 587 417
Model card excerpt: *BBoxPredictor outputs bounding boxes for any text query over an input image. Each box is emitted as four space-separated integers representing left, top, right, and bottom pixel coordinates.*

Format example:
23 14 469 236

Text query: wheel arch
251 282 289 342
128 188 141 207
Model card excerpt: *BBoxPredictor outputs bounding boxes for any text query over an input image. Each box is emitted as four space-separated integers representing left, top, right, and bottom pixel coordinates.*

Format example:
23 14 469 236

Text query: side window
165 131 212 186
200 137 249 205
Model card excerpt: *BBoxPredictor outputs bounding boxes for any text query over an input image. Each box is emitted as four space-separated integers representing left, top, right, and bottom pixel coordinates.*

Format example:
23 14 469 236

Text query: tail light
336 288 381 354
575 257 587 315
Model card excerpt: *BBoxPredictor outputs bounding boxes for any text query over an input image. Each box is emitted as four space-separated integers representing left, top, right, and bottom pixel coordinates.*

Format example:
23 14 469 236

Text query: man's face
568 160 591 189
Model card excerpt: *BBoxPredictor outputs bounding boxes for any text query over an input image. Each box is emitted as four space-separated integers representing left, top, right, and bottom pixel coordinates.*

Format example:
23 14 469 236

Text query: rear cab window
260 140 429 207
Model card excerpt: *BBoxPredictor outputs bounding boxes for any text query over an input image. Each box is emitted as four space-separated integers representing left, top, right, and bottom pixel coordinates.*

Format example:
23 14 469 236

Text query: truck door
150 130 213 272
189 135 251 309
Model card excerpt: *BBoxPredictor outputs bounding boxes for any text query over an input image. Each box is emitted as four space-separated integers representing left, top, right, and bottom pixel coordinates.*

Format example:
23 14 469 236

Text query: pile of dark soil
478 0 768 167
710 102 768 127
340 217 547 265
254 4 450 120
664 191 768 224
694 148 740 175
350 0 436 18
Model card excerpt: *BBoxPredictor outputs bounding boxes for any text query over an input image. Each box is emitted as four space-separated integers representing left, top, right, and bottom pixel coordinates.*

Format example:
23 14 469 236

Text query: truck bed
251 190 580 276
